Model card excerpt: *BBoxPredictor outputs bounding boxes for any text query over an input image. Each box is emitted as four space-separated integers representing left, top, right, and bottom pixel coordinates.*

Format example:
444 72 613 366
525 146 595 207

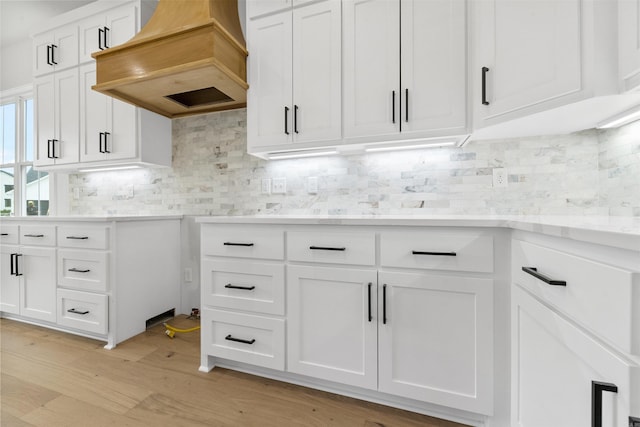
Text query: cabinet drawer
287 230 376 266
0 225 19 244
58 226 109 249
20 225 56 246
380 230 494 273
512 239 640 356
58 249 108 292
201 225 284 260
201 308 285 371
202 259 284 315
57 289 108 335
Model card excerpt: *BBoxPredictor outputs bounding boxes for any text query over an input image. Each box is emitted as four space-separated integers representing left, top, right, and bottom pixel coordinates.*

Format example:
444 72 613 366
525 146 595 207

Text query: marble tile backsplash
68 109 640 217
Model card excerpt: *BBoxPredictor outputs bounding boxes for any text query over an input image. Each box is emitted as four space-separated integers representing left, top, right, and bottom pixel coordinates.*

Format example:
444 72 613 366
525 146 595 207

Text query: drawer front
287 230 376 266
58 226 109 249
201 308 285 371
380 230 494 273
202 259 284 315
201 225 284 260
512 239 638 356
20 225 56 246
0 225 19 244
57 289 108 335
58 249 108 292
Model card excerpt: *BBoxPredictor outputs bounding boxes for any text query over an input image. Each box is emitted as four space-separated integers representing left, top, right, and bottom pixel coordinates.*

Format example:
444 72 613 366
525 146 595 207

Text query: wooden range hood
92 0 247 118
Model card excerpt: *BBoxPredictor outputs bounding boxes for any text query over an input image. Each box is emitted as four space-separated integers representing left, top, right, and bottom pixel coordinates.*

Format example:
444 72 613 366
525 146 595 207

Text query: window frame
1 84 52 217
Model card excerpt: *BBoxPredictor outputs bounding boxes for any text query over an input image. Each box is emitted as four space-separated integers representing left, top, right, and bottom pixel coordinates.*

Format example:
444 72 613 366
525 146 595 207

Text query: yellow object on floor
163 322 200 339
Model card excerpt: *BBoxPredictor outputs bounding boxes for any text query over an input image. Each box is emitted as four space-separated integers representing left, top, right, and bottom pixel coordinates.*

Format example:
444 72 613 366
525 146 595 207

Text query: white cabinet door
619 0 640 91
19 246 56 323
80 63 108 163
79 14 106 64
473 0 582 128
34 69 79 167
343 0 399 139
378 271 494 415
287 265 378 390
400 0 467 137
107 95 138 161
0 245 20 315
247 10 293 148
512 286 634 427
291 0 341 144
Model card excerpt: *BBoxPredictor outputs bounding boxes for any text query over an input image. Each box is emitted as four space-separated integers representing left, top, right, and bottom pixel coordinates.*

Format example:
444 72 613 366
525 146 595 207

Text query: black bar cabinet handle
50 44 57 65
99 132 105 153
47 139 52 158
225 284 256 291
67 308 90 315
382 284 387 324
98 28 104 50
10 253 16 276
284 106 290 135
104 132 111 153
482 67 490 105
592 381 617 427
367 283 372 322
15 254 22 276
24 234 44 238
225 334 255 345
47 45 53 65
309 246 346 251
522 267 567 287
629 416 640 427
294 105 299 133
392 90 396 123
412 251 457 257
405 88 409 122
103 27 110 49
223 242 254 247
68 268 91 273
52 139 59 158
66 236 89 240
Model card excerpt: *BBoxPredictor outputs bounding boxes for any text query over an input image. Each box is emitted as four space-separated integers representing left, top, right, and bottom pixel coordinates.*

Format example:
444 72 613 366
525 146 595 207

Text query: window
1 89 49 216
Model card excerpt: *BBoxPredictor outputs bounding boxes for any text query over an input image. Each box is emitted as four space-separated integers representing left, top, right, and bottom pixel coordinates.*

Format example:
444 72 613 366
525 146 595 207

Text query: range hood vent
92 0 247 119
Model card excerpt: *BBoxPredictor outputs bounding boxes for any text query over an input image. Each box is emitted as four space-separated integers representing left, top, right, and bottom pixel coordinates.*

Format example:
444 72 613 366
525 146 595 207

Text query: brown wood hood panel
92 0 247 119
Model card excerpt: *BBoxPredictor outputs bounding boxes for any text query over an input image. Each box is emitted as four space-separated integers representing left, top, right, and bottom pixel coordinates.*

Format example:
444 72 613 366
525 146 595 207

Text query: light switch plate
272 177 287 194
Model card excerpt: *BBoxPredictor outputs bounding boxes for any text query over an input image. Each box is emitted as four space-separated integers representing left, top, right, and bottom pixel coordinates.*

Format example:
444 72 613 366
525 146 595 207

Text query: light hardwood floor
1 316 468 427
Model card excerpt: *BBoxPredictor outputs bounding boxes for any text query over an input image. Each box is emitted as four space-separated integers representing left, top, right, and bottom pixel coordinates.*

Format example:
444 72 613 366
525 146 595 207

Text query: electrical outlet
272 177 287 194
307 176 318 194
184 268 193 282
493 168 508 188
261 178 271 194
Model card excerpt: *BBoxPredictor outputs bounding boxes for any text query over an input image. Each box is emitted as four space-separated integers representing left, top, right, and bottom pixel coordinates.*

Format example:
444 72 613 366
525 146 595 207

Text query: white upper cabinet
33 24 79 77
247 0 341 151
619 0 640 91
79 3 137 64
472 0 640 139
343 0 468 143
247 0 292 18
34 68 80 167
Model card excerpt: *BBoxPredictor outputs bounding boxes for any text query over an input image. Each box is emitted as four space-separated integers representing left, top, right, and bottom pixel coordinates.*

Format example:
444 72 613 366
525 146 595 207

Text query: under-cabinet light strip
365 141 457 153
268 150 338 160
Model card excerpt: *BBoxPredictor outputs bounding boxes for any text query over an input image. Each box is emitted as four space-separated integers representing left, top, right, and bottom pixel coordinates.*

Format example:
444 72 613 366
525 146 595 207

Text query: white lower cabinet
57 288 108 335
512 285 635 427
378 271 494 415
287 265 377 389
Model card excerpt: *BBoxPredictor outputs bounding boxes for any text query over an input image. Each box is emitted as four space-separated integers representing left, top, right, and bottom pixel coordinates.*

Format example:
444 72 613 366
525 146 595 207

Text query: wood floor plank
0 410 36 427
1 317 469 427
0 374 60 419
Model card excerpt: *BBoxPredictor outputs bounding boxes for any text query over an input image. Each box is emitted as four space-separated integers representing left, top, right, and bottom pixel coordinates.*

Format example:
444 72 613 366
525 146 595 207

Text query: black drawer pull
522 267 567 286
592 381 617 427
66 236 89 240
382 284 387 325
68 268 91 273
223 242 254 247
412 251 457 256
67 308 90 315
24 234 44 238
225 284 256 291
1 233 8 236
309 246 346 251
367 282 372 322
225 335 255 345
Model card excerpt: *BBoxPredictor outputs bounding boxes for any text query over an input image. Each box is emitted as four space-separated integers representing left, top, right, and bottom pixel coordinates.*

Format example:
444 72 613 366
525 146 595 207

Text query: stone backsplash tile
68 109 640 217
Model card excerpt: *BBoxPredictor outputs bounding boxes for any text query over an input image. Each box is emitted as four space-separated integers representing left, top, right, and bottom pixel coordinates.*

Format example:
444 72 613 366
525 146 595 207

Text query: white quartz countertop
196 215 640 252
0 215 183 222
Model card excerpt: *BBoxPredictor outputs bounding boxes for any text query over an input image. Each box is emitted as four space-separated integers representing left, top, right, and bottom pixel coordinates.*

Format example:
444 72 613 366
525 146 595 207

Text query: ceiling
0 0 95 48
